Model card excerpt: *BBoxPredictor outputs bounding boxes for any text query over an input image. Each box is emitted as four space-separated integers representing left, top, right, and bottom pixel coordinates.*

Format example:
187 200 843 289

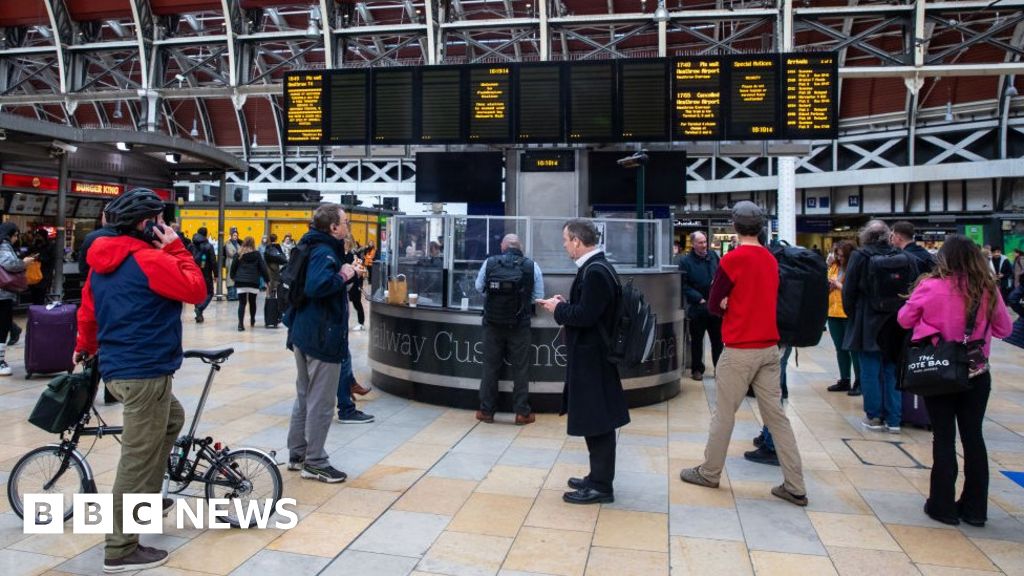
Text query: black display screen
516 63 564 142
468 65 513 142
328 69 368 144
619 59 669 141
419 66 464 143
672 56 723 140
568 61 615 142
372 68 415 144
588 151 687 205
284 72 324 144
782 53 838 140
415 152 504 203
521 150 575 172
727 55 778 140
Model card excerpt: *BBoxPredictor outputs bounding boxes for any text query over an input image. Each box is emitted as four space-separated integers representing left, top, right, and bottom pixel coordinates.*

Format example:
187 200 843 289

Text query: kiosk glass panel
394 215 447 308
449 216 529 310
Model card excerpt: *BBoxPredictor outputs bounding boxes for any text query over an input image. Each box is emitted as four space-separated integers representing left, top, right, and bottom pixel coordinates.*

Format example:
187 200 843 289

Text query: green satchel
28 362 98 433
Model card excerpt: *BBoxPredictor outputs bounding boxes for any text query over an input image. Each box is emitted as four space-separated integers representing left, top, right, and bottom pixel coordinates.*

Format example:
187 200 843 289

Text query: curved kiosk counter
368 215 685 413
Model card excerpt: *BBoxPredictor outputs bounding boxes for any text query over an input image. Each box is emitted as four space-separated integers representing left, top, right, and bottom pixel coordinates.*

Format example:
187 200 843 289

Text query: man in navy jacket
284 203 361 483
678 231 722 381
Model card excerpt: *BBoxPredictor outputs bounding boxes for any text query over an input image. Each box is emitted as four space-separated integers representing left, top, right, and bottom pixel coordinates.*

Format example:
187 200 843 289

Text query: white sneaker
352 324 365 332
861 417 884 431
885 424 901 434
0 361 11 376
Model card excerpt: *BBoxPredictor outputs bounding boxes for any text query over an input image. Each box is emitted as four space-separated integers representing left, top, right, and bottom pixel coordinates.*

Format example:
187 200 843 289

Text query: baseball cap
731 201 765 229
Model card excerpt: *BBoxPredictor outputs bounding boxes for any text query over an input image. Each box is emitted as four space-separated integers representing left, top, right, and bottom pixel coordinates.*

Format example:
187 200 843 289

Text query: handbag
28 361 99 433
26 260 43 285
0 265 28 292
901 303 988 397
387 274 408 305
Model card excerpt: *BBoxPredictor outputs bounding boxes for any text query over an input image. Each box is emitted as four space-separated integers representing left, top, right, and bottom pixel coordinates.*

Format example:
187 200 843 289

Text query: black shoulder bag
901 302 989 397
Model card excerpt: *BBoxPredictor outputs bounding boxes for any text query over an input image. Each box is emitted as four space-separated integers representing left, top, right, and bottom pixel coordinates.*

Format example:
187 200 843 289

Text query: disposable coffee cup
408 293 419 307
460 297 470 311
383 289 389 301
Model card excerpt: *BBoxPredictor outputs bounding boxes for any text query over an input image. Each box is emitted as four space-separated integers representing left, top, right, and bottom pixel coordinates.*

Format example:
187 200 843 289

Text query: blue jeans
761 345 792 452
195 291 212 316
336 353 357 418
859 350 900 427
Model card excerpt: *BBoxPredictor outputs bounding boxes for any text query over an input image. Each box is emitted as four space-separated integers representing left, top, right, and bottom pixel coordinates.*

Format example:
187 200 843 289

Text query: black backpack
772 242 829 347
280 241 313 310
588 261 657 368
191 242 214 274
865 249 917 313
483 253 534 326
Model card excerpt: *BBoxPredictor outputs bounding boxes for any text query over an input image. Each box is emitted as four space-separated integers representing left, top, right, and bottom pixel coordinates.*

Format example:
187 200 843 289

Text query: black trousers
479 324 531 415
349 283 365 325
923 372 992 521
585 431 617 494
237 293 257 324
688 314 723 374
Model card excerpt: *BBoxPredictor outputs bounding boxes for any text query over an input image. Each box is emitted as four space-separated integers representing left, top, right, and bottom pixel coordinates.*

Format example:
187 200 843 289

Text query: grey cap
731 201 765 228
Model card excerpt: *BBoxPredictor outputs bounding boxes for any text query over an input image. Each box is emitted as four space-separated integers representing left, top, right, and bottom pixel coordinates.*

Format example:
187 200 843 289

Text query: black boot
827 379 851 392
7 323 21 346
847 382 862 396
237 322 245 332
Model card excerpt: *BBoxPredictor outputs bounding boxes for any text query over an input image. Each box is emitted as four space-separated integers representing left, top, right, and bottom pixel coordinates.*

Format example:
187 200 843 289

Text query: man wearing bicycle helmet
74 188 207 573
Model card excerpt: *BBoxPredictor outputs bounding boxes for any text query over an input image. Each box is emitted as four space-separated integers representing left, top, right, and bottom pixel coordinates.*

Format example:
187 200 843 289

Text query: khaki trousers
105 376 185 560
699 346 806 496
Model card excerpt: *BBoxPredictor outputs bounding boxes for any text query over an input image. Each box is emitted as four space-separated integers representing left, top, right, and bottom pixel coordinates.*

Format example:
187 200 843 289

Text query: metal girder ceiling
0 0 1022 157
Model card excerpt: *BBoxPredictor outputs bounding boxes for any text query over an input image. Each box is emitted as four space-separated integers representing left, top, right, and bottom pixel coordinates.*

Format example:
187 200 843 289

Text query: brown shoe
103 545 168 572
475 410 494 423
351 381 371 396
515 413 536 425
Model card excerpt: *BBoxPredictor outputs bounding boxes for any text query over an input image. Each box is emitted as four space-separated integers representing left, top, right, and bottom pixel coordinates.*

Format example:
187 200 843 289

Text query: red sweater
708 244 779 349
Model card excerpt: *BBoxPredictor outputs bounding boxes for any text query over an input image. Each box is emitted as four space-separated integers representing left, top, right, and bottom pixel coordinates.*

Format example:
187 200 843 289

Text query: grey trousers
287 347 341 468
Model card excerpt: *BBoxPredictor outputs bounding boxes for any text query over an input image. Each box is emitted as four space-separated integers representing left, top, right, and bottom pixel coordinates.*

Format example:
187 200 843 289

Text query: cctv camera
616 151 649 168
51 140 78 154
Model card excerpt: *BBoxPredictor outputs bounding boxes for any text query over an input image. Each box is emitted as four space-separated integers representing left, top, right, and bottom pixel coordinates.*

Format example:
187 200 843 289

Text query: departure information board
672 57 723 140
619 59 669 141
782 53 837 139
372 68 414 143
284 72 324 144
568 61 615 142
283 54 839 146
420 66 464 143
469 65 512 142
516 63 563 142
728 55 778 139
328 70 368 144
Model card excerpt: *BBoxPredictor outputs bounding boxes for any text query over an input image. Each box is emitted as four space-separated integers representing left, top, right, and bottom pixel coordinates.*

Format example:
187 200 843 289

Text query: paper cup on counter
460 297 470 311
408 293 419 307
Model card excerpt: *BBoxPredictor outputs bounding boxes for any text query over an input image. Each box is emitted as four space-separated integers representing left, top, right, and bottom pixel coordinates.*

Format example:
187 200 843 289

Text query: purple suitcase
25 303 77 379
902 390 931 429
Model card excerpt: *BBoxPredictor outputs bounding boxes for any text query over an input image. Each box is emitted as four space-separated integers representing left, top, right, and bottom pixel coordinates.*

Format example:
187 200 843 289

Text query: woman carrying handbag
897 235 1012 527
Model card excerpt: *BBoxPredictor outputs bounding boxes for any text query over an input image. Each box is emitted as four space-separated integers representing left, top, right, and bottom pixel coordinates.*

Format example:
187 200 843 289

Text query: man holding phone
75 188 207 573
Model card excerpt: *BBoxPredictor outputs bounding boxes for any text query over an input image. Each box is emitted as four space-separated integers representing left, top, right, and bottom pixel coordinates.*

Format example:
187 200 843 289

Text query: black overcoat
553 253 631 437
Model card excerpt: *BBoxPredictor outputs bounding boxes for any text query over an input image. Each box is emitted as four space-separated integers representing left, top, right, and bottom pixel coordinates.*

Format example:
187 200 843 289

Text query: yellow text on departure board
286 73 323 142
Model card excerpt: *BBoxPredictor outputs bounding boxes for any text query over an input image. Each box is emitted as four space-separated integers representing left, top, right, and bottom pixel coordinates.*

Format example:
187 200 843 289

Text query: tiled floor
1 299 1023 576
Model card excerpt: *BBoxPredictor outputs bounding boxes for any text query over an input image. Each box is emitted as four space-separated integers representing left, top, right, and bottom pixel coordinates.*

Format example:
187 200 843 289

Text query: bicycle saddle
184 348 235 363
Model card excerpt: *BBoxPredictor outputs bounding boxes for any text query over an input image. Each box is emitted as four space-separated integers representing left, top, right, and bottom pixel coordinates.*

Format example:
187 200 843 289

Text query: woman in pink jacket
898 235 1012 528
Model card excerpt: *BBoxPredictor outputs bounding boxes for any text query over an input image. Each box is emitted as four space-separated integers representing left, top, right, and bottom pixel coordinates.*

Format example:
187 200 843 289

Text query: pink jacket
897 276 1013 357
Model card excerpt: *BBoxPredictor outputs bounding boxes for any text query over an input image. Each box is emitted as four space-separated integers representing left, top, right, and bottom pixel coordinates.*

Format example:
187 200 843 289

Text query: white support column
320 0 334 67
777 156 797 244
657 19 667 57
424 0 437 64
539 0 549 61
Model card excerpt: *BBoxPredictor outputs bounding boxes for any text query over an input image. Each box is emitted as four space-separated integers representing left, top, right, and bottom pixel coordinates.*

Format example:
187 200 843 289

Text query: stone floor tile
163 526 281 574
602 470 670 514
887 524 998 572
475 466 548 499
318 487 402 518
668 505 745 542
825 547 922 576
592 508 668 553
860 490 944 529
497 447 560 470
393 477 478 516
349 510 451 558
669 536 753 576
807 512 901 551
524 489 600 533
584 547 668 576
736 498 827 556
55 537 190 576
267 512 372 557
416 531 513 576
543 463 590 491
0 549 68 576
347 465 426 492
380 442 451 469
969 538 1024 576
226 549 330 576
428 452 502 481
320 550 420 576
915 565 1007 576
7 532 104 559
749 551 839 576
502 527 592 576
448 493 534 538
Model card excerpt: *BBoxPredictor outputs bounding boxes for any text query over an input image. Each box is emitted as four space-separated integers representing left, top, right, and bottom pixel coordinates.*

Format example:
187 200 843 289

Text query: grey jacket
0 241 26 301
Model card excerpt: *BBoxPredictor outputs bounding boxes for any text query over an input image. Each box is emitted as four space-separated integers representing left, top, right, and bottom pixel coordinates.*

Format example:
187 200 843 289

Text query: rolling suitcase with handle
25 301 78 379
902 390 931 429
264 289 282 328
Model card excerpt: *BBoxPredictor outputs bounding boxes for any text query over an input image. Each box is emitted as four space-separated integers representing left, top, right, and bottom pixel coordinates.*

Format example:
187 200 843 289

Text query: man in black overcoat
538 218 630 505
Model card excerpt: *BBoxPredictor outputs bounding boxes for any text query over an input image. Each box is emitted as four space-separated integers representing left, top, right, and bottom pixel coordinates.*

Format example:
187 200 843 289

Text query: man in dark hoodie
284 203 362 483
190 227 219 323
891 221 935 275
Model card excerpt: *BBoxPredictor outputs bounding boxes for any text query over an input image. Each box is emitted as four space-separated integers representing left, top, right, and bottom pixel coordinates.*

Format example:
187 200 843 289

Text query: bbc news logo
24 494 298 534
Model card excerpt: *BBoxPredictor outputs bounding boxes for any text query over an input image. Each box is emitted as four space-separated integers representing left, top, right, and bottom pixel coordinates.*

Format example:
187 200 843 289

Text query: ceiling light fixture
115 142 132 151
944 100 954 122
165 152 181 164
112 100 123 119
190 118 199 138
654 0 670 22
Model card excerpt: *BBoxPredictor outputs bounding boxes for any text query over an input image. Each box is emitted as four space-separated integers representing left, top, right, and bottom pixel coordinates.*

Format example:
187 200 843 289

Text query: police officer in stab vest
474 234 545 424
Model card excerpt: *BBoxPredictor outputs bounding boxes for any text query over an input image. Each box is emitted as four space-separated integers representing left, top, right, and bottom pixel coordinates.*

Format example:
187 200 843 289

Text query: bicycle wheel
7 446 88 521
203 448 283 528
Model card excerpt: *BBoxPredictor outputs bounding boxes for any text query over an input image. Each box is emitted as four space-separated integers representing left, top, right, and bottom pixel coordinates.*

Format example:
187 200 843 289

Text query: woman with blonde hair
897 235 1012 527
230 236 268 331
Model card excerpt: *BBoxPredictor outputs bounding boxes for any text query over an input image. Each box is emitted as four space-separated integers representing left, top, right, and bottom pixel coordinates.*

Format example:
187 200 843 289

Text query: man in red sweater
679 201 808 506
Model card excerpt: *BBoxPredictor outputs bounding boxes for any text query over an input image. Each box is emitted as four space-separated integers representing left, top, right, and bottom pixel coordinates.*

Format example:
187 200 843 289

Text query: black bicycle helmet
105 188 164 230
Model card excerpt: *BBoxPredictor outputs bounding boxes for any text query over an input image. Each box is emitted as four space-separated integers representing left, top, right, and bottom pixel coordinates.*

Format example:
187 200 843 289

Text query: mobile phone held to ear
143 220 166 243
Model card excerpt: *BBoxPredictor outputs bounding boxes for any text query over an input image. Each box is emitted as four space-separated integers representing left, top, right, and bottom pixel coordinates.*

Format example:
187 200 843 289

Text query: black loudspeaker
232 189 245 202
382 197 399 211
268 189 321 203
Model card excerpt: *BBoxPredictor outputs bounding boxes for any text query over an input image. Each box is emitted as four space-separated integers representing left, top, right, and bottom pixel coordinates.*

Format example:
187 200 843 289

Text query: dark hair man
538 219 630 505
190 226 219 323
284 203 362 483
74 188 208 572
678 231 722 381
891 221 936 275
991 246 1014 302
679 201 808 507
474 233 545 424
